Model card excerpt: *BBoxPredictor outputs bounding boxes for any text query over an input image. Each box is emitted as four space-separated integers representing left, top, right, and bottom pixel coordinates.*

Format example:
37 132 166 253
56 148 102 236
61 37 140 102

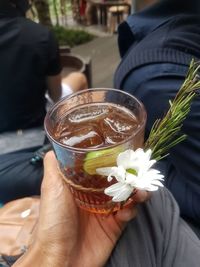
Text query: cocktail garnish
96 60 200 202
83 146 124 175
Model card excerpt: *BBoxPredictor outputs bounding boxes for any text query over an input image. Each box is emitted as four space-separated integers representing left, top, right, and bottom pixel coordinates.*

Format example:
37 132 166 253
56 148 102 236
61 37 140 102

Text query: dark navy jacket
0 4 61 133
114 0 200 231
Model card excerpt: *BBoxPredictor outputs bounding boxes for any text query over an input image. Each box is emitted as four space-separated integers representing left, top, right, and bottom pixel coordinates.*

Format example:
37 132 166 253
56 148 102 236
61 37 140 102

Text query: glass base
75 197 121 214
71 187 135 214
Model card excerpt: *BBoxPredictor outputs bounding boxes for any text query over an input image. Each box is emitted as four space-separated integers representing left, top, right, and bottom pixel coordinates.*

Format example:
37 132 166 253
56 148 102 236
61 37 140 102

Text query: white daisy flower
96 149 164 202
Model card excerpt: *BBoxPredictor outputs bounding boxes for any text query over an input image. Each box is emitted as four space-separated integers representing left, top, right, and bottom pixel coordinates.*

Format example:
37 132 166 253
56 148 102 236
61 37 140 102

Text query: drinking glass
44 88 146 214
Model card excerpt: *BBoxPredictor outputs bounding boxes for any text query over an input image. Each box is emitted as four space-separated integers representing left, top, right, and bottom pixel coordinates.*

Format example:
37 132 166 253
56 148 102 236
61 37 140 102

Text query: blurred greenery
32 1 95 47
48 0 72 21
52 26 95 47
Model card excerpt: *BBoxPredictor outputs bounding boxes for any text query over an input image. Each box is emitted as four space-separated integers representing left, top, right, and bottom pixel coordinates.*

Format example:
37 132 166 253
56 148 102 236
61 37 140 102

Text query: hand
14 151 150 267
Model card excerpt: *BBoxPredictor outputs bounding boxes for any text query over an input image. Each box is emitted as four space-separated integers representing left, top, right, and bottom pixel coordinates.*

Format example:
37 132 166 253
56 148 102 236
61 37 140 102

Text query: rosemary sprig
144 59 200 161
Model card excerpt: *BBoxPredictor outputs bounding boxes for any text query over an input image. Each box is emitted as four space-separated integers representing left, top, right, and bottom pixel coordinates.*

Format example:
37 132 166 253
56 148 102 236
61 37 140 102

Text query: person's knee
62 72 88 93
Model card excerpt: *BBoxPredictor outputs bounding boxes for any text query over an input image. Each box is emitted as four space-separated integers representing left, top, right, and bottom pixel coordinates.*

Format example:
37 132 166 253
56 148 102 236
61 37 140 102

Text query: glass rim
44 88 147 153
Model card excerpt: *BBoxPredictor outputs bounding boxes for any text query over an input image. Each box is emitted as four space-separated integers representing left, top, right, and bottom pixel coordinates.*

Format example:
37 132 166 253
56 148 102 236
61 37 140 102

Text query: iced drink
45 89 146 214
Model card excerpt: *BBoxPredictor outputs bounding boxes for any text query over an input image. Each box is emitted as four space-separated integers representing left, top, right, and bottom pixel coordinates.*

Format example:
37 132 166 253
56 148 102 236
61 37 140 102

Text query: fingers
133 190 151 203
42 151 62 191
33 153 77 257
38 151 75 229
41 151 68 204
115 206 137 223
41 151 74 205
43 151 59 182
114 190 151 224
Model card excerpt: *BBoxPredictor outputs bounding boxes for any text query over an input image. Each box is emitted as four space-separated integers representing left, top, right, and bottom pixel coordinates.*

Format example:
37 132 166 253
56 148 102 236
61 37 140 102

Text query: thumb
41 151 63 196
41 151 74 204
38 151 75 228
35 152 78 258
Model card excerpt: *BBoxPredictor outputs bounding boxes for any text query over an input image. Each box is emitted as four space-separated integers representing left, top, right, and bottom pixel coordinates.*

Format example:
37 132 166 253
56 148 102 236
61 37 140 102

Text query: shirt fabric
0 7 61 133
117 0 200 58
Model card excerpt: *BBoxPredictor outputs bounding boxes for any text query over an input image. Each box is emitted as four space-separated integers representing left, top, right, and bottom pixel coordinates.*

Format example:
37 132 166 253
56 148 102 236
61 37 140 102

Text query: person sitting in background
12 151 200 267
114 0 200 237
0 0 88 203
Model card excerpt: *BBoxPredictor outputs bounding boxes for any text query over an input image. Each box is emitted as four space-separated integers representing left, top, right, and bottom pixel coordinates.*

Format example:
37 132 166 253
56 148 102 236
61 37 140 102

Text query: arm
46 74 62 102
45 31 62 102
12 152 200 267
46 31 88 101
13 152 148 267
62 72 88 94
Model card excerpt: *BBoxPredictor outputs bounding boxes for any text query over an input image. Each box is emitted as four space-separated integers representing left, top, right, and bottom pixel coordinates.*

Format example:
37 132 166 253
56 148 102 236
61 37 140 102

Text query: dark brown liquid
54 103 139 148
54 103 141 213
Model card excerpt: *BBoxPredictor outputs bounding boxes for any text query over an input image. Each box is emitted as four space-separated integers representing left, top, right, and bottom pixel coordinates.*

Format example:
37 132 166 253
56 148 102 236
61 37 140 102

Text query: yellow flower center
126 168 137 176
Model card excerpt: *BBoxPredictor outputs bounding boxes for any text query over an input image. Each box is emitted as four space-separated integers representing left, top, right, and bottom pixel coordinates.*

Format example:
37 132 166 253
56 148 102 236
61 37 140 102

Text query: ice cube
68 105 110 123
60 125 104 148
101 107 139 145
54 117 71 140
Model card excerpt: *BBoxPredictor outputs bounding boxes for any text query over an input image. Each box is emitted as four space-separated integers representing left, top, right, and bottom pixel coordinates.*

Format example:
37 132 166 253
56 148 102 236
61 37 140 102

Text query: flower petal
148 159 156 169
100 148 164 202
125 172 138 184
96 166 126 182
144 149 152 160
131 176 164 191
142 184 159 191
117 149 136 169
104 182 123 195
104 182 133 202
114 166 127 182
134 150 155 172
150 180 164 187
112 186 133 202
142 171 164 182
96 167 114 177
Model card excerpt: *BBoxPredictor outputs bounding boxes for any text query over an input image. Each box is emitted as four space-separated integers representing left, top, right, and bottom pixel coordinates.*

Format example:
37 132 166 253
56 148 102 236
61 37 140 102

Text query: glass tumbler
44 88 146 214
